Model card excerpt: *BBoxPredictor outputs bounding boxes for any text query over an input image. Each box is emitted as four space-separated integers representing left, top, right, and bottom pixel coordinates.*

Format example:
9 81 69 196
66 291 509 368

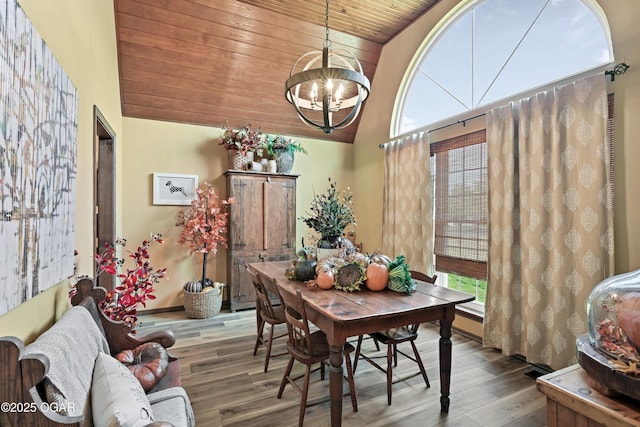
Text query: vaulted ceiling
114 0 441 143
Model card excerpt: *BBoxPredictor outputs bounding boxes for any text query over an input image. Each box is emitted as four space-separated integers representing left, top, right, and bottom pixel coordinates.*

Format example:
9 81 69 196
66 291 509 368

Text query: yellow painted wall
0 0 123 341
121 118 353 310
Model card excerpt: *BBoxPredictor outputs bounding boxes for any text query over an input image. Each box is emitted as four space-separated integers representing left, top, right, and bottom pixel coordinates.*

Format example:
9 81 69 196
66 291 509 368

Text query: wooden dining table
247 260 475 427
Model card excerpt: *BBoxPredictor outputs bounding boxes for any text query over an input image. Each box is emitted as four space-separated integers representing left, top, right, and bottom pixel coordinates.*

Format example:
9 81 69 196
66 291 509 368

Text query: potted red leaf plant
178 182 233 318
69 233 167 328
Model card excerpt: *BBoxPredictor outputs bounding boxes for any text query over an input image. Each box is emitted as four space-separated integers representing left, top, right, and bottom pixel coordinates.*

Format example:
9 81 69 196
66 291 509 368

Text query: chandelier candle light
284 0 370 134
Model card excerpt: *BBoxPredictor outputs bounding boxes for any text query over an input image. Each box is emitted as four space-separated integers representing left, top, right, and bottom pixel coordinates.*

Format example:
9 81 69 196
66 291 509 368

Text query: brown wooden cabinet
225 171 297 311
537 364 640 427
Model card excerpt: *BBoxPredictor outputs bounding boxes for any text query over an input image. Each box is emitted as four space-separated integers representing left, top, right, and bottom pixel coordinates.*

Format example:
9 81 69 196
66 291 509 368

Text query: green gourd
294 259 317 281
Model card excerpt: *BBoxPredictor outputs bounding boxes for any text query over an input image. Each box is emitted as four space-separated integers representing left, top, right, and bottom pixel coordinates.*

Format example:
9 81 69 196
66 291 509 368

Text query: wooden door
94 106 116 290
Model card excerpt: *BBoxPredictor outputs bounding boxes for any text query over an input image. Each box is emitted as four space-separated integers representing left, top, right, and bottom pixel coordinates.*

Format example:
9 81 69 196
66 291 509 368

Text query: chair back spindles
284 291 314 357
250 272 279 323
246 265 288 372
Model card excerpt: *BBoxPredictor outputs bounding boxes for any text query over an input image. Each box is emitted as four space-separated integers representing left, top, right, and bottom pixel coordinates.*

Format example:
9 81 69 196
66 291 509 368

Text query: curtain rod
379 63 630 149
605 62 629 82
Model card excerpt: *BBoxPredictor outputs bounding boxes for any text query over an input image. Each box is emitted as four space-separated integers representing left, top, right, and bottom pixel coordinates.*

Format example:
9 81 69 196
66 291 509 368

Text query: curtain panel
382 133 434 275
483 75 614 370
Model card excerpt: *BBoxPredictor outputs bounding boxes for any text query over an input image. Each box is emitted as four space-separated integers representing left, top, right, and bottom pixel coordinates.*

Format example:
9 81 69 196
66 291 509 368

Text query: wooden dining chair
353 271 436 405
246 267 288 373
277 288 358 427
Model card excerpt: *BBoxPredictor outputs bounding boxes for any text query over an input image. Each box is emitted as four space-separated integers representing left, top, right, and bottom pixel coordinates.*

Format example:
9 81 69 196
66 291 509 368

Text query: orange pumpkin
366 262 389 291
317 271 335 289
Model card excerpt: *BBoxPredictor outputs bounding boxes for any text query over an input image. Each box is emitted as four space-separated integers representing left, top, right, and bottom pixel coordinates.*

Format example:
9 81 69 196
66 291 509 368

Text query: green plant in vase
299 178 356 250
258 134 307 173
260 134 307 157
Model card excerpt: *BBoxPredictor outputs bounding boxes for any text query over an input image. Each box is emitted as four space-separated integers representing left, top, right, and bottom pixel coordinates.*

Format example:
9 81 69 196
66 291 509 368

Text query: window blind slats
432 130 488 280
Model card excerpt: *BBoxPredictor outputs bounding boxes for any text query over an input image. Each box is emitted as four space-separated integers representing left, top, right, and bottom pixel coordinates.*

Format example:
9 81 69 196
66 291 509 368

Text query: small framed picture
152 173 198 205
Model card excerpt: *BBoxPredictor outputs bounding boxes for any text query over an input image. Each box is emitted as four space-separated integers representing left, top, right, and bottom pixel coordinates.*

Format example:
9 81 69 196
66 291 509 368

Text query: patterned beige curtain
483 75 614 370
382 133 434 275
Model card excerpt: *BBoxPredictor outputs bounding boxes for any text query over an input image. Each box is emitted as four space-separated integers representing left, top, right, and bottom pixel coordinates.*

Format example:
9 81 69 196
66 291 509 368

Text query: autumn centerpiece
69 234 167 328
296 179 415 293
178 182 233 318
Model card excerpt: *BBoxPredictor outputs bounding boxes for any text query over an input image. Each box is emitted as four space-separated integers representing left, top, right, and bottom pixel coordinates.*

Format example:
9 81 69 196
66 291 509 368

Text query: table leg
439 315 453 413
329 344 344 426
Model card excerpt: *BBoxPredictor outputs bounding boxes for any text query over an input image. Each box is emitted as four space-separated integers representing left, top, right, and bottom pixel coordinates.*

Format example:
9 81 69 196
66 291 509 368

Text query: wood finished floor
136 309 548 427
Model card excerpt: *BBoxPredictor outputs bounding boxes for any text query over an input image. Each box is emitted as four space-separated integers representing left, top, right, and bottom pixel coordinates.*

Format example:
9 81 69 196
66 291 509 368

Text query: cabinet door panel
228 177 263 251
264 179 296 250
229 254 262 310
229 253 294 311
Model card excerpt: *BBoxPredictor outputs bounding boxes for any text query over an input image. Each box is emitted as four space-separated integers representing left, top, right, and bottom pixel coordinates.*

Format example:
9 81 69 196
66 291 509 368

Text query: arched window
394 0 613 136
391 0 614 306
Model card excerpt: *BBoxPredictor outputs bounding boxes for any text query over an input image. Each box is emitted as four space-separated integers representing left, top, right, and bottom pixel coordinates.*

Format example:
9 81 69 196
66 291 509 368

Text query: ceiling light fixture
284 0 371 134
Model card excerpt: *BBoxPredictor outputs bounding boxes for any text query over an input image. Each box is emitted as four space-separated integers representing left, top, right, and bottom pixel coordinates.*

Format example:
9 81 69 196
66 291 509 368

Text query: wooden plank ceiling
114 0 441 143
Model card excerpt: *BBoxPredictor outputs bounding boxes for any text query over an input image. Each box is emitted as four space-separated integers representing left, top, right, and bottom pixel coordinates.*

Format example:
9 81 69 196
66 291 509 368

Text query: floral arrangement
178 182 233 286
299 178 356 245
259 134 307 158
69 234 167 327
219 124 264 155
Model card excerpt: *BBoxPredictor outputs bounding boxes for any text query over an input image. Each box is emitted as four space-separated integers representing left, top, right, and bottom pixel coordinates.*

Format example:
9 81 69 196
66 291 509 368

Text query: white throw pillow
91 352 154 427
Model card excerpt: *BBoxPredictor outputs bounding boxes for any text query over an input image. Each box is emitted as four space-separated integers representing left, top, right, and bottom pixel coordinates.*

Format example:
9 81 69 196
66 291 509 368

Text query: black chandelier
284 0 371 134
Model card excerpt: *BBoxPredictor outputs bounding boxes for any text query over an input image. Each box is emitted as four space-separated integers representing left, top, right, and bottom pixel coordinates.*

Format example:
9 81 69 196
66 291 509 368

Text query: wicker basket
228 149 251 170
184 283 223 319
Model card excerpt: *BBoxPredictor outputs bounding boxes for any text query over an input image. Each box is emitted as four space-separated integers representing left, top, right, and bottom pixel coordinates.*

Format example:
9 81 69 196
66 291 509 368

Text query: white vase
317 248 341 260
246 161 263 172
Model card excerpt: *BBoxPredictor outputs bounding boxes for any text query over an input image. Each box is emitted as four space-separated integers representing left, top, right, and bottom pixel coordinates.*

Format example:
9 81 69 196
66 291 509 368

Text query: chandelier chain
324 0 330 47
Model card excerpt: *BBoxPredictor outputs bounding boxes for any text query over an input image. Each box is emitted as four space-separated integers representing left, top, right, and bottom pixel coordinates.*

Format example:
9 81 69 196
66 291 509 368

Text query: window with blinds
431 95 614 283
431 130 488 280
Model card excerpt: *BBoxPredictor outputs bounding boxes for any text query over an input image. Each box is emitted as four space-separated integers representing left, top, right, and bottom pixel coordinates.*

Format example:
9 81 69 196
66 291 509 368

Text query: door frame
93 106 116 290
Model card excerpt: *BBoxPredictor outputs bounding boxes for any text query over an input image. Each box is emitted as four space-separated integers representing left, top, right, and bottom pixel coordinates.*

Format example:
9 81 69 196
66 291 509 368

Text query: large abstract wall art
0 0 78 315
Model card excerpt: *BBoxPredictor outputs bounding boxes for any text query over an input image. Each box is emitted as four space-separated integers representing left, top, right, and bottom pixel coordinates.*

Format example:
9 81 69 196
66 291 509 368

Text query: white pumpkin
184 280 203 293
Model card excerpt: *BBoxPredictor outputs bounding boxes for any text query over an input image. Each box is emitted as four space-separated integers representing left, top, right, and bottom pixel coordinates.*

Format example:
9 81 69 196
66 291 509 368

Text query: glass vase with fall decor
577 269 640 401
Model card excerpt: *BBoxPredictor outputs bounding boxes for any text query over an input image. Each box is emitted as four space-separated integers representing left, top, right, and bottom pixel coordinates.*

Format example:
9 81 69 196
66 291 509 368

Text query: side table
537 364 640 426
